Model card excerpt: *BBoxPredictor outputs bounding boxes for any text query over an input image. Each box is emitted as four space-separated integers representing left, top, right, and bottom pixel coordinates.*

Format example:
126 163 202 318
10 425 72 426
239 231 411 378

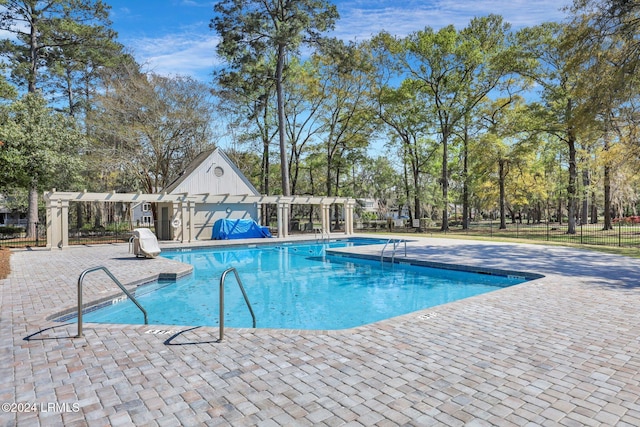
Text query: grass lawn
373 231 640 259
444 234 640 258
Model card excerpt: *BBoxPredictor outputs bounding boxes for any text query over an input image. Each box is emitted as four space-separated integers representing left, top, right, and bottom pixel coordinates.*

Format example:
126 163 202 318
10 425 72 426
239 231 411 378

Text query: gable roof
163 148 260 196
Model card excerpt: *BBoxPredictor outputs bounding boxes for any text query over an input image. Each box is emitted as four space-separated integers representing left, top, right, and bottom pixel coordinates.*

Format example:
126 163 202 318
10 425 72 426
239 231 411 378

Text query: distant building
131 201 153 228
0 194 26 227
357 198 379 216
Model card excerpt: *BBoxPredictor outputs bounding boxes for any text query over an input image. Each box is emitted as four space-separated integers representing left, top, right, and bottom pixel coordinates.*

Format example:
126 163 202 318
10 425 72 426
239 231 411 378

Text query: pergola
44 190 356 249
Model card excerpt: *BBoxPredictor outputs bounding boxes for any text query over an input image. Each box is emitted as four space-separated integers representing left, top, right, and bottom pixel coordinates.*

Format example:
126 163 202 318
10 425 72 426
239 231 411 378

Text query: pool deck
1 235 640 426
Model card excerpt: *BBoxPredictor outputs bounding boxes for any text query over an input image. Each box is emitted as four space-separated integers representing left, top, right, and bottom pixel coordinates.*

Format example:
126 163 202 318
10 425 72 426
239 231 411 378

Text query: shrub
0 226 24 236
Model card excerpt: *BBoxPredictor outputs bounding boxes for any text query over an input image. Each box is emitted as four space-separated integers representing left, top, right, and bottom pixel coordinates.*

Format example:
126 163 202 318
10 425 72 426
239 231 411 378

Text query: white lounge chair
130 228 161 258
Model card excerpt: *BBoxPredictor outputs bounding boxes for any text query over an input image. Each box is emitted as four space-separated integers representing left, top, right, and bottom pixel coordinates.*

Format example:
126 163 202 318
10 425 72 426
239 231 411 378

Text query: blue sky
107 0 573 82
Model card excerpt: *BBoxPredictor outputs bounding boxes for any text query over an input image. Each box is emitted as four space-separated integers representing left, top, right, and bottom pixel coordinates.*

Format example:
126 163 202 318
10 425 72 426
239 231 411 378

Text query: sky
107 0 574 82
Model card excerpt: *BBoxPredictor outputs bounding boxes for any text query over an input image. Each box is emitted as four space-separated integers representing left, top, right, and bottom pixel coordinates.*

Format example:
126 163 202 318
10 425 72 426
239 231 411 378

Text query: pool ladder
380 238 407 264
76 266 148 338
314 228 330 244
218 267 256 341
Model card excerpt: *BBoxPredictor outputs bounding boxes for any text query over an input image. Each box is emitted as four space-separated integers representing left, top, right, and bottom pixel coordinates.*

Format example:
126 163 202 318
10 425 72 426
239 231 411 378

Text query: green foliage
0 226 24 235
211 0 339 196
0 0 117 99
0 93 85 191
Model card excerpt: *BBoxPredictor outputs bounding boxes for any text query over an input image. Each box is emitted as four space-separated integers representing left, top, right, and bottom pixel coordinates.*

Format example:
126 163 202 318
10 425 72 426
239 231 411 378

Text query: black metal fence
363 218 640 248
0 223 46 248
443 220 640 248
68 222 136 246
2 217 639 249
0 221 138 248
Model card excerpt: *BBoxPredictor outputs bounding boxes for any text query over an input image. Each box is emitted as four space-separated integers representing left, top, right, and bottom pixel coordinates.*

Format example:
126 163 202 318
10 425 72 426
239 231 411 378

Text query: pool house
43 150 353 249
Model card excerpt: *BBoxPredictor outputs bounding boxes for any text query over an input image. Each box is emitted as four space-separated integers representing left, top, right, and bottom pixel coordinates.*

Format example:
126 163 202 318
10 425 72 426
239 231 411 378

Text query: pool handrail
76 266 148 338
219 267 256 341
380 238 407 264
314 227 330 244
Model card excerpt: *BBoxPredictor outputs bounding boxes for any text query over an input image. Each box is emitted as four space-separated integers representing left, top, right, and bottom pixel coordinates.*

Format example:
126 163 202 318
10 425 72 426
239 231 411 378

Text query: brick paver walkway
1 236 639 426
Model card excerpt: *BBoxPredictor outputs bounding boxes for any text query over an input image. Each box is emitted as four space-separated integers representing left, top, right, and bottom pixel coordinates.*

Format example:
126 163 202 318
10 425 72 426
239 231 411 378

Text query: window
142 203 151 212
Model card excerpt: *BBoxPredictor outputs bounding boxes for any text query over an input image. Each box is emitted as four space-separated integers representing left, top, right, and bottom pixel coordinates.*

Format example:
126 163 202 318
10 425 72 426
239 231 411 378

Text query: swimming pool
76 238 528 330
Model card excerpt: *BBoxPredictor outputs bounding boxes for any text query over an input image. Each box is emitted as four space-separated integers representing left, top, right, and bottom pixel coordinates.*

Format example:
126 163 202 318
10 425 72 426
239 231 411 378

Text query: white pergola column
60 200 69 248
321 203 331 234
44 198 69 249
45 198 59 249
277 198 291 238
345 200 355 235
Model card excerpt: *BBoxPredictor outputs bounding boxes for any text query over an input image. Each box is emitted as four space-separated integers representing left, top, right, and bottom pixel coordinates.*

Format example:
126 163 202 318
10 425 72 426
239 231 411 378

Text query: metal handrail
380 238 407 263
76 266 148 338
314 228 330 244
219 267 256 341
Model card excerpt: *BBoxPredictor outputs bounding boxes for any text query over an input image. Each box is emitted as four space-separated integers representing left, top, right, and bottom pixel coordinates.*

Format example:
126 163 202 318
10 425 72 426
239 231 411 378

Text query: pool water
79 238 527 330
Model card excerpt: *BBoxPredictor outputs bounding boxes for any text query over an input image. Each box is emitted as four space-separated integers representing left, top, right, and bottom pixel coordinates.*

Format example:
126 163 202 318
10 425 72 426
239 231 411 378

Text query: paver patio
1 235 639 426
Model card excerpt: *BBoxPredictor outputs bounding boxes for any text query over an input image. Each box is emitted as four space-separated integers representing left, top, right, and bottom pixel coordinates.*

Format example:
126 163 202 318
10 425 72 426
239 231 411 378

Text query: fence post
619 221 622 247
546 221 549 241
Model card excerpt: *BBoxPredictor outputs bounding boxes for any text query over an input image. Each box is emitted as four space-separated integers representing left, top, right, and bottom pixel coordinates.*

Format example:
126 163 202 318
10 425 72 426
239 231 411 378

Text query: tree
389 15 521 231
91 66 217 194
475 97 542 228
0 0 119 232
283 58 325 195
0 93 84 236
311 40 376 227
375 80 437 225
0 66 16 100
212 48 278 200
211 0 338 197
565 0 640 229
517 23 588 234
0 0 114 95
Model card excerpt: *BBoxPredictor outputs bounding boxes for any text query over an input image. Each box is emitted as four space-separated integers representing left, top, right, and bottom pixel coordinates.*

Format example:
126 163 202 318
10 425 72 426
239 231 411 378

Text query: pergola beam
44 190 356 249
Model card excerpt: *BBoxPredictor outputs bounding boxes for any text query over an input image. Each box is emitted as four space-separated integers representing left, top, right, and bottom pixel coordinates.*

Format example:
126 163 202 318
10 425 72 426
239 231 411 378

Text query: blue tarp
212 218 272 240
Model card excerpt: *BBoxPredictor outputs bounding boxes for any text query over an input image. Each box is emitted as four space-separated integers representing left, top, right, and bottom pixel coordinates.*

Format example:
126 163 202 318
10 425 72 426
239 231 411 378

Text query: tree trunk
260 104 270 225
590 190 598 224
333 167 341 230
26 185 39 238
403 147 411 220
25 10 39 238
462 127 469 230
28 10 38 94
581 169 589 225
499 159 507 229
566 99 577 235
275 43 290 196
440 133 449 231
603 126 613 230
412 161 421 223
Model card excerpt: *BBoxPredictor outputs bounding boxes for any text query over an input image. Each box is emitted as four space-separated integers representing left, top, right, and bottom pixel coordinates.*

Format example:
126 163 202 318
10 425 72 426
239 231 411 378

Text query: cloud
125 31 221 80
334 0 572 40
116 0 573 82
